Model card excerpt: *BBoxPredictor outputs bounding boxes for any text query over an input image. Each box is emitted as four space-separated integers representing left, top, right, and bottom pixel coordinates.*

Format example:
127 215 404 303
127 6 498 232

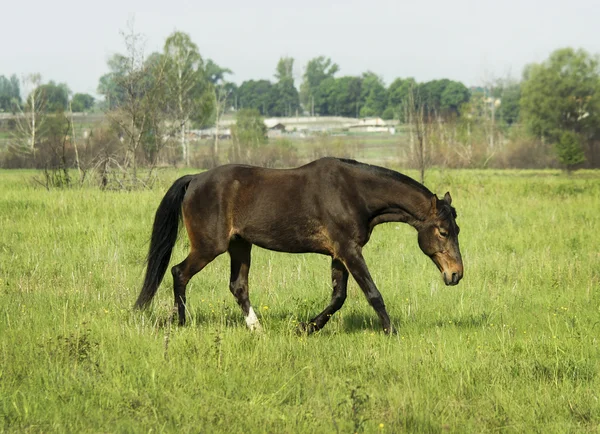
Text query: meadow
1 166 599 433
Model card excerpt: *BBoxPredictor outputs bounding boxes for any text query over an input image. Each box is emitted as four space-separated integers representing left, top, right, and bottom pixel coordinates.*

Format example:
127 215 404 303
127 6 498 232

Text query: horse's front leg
299 258 349 334
342 247 395 335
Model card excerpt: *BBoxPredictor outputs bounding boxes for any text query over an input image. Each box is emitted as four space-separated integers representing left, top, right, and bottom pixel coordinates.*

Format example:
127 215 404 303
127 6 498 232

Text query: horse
134 157 463 334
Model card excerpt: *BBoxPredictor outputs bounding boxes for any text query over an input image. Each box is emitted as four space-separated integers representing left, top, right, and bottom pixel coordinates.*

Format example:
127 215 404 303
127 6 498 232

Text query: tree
272 57 300 116
495 81 521 125
404 84 430 184
97 54 129 109
313 76 336 116
387 77 416 121
417 79 469 119
556 130 586 169
521 47 600 169
35 111 73 188
71 93 95 112
275 56 294 82
102 23 170 184
205 59 232 85
327 76 362 117
237 80 275 115
359 72 387 117
440 81 470 118
162 31 213 166
0 74 20 111
230 108 267 162
37 81 70 112
418 79 449 114
300 56 339 115
11 74 46 158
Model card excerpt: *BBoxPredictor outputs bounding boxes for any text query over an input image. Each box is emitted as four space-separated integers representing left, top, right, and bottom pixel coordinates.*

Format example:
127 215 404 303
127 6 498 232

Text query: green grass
1 168 599 433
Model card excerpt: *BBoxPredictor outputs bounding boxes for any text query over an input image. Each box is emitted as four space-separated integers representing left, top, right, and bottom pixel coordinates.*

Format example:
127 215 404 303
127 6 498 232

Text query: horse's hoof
297 321 318 335
383 326 397 335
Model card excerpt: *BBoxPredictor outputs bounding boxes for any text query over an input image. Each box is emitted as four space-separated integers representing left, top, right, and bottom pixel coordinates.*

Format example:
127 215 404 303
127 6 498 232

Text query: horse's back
181 158 355 254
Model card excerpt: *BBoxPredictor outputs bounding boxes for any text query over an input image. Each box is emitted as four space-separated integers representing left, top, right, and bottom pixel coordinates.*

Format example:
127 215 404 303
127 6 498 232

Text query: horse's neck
361 174 433 230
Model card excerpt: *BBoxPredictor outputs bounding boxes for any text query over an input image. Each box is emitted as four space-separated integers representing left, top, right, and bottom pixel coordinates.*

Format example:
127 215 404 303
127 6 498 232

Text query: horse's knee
367 294 385 311
331 291 347 309
229 282 248 302
171 264 183 282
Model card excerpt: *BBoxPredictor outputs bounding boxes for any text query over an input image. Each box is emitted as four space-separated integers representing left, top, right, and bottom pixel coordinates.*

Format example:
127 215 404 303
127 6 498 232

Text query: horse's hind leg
228 238 261 331
300 259 349 334
171 248 219 326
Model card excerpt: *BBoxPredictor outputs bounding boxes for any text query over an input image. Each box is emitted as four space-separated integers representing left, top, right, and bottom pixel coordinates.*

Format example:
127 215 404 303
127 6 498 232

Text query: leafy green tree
272 57 300 116
36 81 70 112
556 130 586 168
418 79 449 114
272 81 300 117
238 80 275 115
521 47 600 169
327 76 362 117
205 59 232 85
97 54 129 109
359 72 387 117
233 108 267 145
0 74 20 111
300 56 339 114
440 81 470 117
71 93 95 112
387 77 416 121
496 82 521 125
313 76 336 116
275 57 294 82
221 82 238 110
231 108 267 162
413 79 470 119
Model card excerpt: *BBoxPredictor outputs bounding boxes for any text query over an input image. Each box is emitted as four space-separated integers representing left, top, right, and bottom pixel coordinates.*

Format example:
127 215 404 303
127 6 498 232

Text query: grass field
1 167 599 433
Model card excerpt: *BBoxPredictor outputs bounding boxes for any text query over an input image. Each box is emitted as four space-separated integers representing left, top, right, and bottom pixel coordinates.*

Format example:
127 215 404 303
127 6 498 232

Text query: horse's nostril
451 272 458 283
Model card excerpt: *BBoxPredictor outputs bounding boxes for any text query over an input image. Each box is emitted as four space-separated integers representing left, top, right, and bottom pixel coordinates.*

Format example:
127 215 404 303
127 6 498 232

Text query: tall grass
1 168 599 432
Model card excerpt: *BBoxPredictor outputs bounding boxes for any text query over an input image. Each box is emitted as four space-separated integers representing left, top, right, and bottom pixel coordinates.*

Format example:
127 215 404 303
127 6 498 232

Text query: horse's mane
337 158 434 197
337 158 457 220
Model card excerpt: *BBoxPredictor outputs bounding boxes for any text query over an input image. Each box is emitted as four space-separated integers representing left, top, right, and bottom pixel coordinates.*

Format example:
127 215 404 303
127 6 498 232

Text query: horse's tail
134 175 195 310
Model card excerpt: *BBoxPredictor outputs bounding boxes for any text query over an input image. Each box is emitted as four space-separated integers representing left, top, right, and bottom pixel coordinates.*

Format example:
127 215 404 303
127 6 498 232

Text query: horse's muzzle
442 270 463 286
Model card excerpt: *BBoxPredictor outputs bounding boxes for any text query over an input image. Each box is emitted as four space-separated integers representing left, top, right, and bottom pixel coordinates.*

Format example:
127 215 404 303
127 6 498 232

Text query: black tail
135 175 194 309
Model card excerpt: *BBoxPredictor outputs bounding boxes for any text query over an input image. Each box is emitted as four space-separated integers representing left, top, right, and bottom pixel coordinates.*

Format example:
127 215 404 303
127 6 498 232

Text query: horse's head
417 192 463 286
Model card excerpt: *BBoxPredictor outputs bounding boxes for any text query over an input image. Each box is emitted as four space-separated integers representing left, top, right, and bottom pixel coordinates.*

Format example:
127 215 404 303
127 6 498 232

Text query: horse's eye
439 230 448 238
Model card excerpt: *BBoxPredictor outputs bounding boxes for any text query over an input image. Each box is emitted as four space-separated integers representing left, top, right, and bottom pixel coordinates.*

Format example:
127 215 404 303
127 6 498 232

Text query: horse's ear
444 192 452 206
430 195 438 214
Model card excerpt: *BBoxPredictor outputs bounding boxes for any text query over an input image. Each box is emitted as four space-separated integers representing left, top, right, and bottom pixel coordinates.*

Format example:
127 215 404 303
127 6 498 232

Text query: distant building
265 120 287 137
347 117 392 133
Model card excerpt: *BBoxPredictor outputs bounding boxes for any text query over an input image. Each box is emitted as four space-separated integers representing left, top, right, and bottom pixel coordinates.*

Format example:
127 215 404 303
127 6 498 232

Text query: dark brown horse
135 157 463 334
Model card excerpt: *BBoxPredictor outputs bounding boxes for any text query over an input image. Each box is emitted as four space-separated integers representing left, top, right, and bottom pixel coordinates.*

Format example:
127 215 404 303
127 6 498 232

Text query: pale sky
2 0 599 97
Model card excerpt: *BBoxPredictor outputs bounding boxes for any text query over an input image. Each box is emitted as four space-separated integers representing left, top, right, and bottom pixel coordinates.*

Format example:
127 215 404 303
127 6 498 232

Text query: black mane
337 158 434 197
337 158 457 220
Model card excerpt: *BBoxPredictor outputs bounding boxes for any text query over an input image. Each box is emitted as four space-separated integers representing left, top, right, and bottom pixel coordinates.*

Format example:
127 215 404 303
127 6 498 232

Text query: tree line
1 28 600 178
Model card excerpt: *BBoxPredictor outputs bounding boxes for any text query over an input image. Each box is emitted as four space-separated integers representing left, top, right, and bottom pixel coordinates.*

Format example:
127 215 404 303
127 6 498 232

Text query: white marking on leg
245 306 262 332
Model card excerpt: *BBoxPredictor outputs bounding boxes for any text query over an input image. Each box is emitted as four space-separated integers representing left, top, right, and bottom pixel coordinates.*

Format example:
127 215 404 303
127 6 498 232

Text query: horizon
2 0 599 97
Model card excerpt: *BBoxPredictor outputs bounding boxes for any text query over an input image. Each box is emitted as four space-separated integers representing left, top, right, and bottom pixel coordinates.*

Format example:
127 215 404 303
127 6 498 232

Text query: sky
2 0 599 97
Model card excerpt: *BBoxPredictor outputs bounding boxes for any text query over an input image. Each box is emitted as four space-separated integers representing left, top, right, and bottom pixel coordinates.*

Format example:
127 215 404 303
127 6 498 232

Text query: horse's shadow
144 304 491 335
341 312 402 334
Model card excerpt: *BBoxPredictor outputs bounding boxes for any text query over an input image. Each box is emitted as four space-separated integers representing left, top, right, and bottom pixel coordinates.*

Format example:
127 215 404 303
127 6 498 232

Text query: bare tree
404 84 429 184
163 31 209 167
103 21 168 187
11 73 46 160
212 84 230 162
68 98 82 179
